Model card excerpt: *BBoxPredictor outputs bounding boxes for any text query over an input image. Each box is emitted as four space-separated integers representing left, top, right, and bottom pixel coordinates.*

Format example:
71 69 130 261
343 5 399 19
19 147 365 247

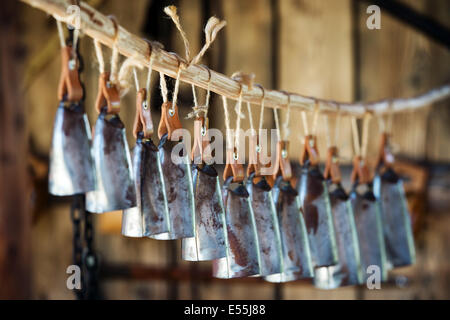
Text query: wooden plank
278 0 355 163
0 0 32 299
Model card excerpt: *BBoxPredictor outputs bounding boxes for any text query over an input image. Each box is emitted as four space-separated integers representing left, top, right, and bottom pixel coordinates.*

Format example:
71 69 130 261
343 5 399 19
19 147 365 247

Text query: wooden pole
0 0 31 299
21 0 450 117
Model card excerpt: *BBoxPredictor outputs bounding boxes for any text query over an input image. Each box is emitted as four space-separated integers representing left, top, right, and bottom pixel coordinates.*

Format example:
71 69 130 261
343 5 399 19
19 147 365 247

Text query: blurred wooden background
9 0 450 299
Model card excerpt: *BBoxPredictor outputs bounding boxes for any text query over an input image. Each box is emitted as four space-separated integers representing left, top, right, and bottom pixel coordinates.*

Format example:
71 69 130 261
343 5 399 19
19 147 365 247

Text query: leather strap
323 146 342 184
247 134 261 177
223 149 245 183
57 46 83 102
300 135 320 166
272 140 292 181
95 72 120 114
351 155 372 185
158 102 183 140
132 88 154 139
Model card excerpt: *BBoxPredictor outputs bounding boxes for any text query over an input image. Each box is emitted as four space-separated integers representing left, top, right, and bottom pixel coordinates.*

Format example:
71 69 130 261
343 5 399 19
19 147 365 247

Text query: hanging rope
159 72 169 103
351 116 361 156
56 20 66 48
257 85 265 132
222 96 233 149
282 93 291 141
273 108 281 141
361 113 372 159
93 39 105 74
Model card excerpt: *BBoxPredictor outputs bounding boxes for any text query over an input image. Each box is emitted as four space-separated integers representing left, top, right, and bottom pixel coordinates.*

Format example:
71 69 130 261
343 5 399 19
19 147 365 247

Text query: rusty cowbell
349 155 388 283
265 141 314 283
314 147 364 289
85 73 136 213
182 116 227 260
297 135 338 268
373 133 415 269
122 89 171 238
245 134 283 276
212 150 260 278
49 46 95 196
150 102 195 240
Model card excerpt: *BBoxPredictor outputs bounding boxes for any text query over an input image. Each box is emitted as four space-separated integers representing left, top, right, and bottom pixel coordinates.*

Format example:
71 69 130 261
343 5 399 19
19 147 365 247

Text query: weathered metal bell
182 164 227 260
314 147 363 289
122 135 171 238
85 109 136 213
350 186 388 282
374 133 415 269
265 176 314 283
314 185 364 288
297 136 338 267
49 101 95 196
151 102 195 240
374 170 415 269
212 151 260 279
246 174 283 276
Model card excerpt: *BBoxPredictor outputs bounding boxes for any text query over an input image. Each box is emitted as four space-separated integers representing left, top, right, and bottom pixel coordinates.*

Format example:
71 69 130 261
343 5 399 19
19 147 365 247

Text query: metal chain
70 195 85 300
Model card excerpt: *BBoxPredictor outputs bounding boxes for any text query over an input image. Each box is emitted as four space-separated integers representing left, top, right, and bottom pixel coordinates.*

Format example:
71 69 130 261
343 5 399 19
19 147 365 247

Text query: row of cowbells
49 53 415 288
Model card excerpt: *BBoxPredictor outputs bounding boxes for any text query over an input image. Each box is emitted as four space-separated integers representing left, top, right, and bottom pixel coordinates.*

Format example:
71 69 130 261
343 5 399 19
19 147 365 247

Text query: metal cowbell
151 102 195 240
122 89 170 238
122 136 171 238
374 133 415 269
297 136 338 268
49 46 95 196
212 151 260 279
314 147 363 289
182 164 227 261
265 176 314 283
246 174 283 277
49 101 95 196
85 110 136 213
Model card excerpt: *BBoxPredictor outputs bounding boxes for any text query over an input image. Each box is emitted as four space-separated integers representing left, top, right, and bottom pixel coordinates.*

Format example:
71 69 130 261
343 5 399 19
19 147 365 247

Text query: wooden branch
21 0 450 117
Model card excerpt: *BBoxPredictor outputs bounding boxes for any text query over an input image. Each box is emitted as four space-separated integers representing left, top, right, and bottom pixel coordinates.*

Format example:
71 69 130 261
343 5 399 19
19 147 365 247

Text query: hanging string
191 17 227 65
187 67 211 119
191 84 199 107
110 45 120 83
204 80 211 118
93 39 105 74
56 20 66 48
361 113 372 159
351 116 361 156
334 112 341 148
132 67 139 91
159 72 169 103
301 111 309 136
324 114 331 148
273 108 281 141
164 6 191 61
234 89 243 152
311 102 320 136
282 93 291 141
257 85 265 132
171 65 183 111
145 54 155 108
222 96 233 149
72 28 80 56
246 102 255 134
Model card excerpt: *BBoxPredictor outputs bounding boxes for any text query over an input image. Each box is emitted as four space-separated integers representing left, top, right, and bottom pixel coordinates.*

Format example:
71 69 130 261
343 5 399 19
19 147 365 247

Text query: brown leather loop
351 155 372 185
323 146 342 184
272 140 292 181
132 88 154 139
95 72 121 114
375 132 394 169
158 101 183 140
223 149 245 183
300 135 320 166
57 46 83 102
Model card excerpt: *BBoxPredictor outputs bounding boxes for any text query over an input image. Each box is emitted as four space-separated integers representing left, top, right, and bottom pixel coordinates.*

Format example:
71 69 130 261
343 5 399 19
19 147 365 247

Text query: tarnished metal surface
86 111 136 213
297 166 338 267
122 136 171 238
374 169 415 269
49 102 95 196
182 165 227 261
212 177 260 279
151 134 195 240
350 189 387 282
314 186 363 289
265 177 313 283
121 207 143 237
246 175 283 276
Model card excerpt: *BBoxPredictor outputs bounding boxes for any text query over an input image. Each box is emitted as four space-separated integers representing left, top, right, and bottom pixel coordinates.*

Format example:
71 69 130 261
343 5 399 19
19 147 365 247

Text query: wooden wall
16 0 450 299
